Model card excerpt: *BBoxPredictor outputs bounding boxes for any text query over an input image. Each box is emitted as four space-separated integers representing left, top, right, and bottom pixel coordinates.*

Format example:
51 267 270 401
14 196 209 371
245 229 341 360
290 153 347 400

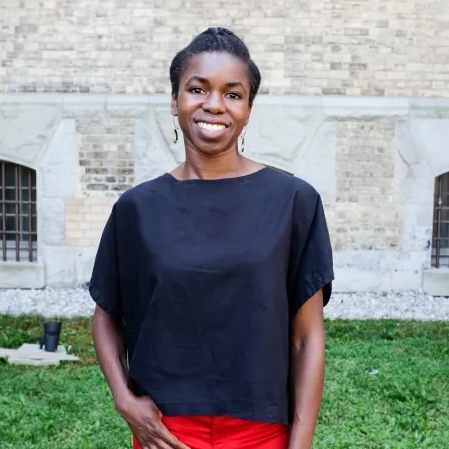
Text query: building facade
1 1 448 294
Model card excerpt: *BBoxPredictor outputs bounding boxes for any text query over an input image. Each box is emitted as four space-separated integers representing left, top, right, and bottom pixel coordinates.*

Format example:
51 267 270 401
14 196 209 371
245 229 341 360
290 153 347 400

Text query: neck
180 145 247 180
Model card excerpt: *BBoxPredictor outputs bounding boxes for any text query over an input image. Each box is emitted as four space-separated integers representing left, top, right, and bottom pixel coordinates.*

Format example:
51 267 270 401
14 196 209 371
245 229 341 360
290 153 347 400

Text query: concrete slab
0 343 80 366
0 348 17 358
7 357 61 366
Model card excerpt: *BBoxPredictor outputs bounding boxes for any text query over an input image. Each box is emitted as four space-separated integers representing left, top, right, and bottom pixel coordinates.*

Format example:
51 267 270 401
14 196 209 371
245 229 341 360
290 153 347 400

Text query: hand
115 393 191 449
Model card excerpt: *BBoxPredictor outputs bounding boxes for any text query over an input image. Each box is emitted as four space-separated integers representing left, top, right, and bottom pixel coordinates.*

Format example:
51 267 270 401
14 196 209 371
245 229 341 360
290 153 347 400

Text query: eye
189 87 205 94
226 92 242 100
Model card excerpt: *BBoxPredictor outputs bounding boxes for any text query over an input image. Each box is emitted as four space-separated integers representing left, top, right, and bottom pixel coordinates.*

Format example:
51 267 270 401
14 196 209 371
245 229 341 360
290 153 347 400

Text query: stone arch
0 100 78 287
0 156 36 171
435 166 449 179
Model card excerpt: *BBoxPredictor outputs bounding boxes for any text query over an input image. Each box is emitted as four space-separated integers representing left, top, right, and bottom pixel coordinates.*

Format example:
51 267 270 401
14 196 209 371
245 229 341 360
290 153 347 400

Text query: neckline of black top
164 166 271 184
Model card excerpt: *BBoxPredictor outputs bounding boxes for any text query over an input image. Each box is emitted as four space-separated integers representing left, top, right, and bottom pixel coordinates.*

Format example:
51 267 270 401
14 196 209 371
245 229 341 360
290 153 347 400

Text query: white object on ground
0 343 80 366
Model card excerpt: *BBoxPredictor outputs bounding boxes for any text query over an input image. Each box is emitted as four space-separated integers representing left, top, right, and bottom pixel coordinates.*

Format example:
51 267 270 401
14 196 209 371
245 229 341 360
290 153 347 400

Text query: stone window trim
0 160 37 262
432 172 449 269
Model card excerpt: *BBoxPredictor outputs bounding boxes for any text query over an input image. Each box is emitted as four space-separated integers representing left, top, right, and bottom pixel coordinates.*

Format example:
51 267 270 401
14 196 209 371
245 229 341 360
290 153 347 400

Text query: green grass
1 316 449 448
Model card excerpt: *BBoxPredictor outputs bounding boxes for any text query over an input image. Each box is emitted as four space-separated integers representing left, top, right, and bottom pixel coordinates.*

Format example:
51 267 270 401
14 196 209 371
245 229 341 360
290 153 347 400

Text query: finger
142 441 160 449
135 440 149 449
135 437 150 449
134 433 155 449
158 426 191 449
154 439 174 449
136 427 170 449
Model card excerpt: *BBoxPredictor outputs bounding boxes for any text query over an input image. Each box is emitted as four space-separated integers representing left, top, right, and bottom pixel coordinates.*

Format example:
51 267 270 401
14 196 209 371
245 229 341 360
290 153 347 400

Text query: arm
288 289 326 449
92 305 131 406
92 305 190 449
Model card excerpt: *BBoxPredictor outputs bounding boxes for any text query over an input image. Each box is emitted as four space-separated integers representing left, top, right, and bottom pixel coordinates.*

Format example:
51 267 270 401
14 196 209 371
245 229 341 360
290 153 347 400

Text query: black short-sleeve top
89 167 334 425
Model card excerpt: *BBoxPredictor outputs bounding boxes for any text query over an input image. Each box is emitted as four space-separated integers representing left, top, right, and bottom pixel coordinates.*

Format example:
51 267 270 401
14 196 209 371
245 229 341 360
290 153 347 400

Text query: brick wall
77 117 134 195
329 120 403 251
1 0 448 97
65 198 115 247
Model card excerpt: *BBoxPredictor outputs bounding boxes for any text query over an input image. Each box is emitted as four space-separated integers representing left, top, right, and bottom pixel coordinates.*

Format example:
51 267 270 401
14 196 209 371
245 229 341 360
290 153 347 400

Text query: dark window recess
0 161 37 262
432 172 449 268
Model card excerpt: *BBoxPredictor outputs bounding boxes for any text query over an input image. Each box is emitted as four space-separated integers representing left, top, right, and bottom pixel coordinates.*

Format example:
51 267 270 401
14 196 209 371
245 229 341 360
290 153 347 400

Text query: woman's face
172 52 252 156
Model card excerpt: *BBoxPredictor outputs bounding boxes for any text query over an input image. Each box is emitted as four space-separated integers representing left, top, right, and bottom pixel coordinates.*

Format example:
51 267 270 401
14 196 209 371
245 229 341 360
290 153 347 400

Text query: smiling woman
172 52 253 159
168 28 261 171
90 27 334 449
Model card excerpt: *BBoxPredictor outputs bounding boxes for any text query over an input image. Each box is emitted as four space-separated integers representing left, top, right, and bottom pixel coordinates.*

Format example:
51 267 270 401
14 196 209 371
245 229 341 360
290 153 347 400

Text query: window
432 172 449 268
0 161 37 262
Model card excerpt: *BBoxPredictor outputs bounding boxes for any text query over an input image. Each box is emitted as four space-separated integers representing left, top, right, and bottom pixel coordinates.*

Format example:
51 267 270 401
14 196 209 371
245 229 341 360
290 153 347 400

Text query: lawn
1 316 448 448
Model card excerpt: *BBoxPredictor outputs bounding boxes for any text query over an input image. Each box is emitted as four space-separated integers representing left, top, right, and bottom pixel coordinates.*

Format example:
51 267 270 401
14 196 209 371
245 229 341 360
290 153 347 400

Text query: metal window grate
0 161 37 262
432 172 449 268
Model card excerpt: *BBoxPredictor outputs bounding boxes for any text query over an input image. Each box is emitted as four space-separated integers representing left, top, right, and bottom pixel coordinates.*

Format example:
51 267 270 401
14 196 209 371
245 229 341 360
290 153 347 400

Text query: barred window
432 172 449 268
0 161 37 262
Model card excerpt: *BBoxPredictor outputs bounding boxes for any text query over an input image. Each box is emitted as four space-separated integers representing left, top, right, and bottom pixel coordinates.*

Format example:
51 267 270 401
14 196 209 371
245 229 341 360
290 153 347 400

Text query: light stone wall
0 94 448 295
1 1 449 97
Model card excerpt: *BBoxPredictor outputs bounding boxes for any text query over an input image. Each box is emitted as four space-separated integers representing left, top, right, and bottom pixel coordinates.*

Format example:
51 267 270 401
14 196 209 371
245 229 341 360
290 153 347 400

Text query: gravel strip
0 288 95 318
327 292 449 321
0 288 448 320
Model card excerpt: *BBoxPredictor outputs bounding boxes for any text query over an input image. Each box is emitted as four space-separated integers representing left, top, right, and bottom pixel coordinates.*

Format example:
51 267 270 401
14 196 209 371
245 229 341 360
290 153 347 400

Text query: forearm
92 305 131 404
288 334 325 449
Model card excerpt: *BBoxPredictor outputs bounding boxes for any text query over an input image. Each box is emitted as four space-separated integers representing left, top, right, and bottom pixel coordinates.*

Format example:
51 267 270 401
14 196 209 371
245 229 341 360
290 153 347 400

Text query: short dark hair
169 27 261 106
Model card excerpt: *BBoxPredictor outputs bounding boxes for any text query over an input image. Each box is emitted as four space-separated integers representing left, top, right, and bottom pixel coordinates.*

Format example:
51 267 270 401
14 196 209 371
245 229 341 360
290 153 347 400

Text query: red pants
133 415 289 449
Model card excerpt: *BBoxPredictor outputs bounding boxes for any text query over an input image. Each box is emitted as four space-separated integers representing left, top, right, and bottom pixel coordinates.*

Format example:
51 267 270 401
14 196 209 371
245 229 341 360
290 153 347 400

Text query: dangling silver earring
240 126 247 153
172 117 179 144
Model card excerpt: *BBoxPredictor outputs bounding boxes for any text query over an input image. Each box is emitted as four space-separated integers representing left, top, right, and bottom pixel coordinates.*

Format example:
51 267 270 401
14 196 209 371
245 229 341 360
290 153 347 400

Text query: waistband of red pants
133 415 289 449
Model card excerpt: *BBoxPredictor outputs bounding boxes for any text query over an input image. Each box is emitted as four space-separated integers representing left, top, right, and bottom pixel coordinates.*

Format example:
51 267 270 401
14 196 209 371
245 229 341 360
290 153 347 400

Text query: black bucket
39 322 62 352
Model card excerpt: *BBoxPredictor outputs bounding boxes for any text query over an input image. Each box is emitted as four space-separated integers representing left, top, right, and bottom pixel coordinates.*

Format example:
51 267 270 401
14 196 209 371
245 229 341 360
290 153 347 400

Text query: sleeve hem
89 282 121 320
291 268 334 315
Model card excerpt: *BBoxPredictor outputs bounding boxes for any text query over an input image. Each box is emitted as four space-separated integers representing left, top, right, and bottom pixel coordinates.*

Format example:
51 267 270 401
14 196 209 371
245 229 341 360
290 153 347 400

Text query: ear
171 93 178 116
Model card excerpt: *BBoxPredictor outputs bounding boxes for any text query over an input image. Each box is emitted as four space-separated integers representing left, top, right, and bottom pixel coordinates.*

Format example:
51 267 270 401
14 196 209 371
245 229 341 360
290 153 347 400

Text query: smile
197 122 227 132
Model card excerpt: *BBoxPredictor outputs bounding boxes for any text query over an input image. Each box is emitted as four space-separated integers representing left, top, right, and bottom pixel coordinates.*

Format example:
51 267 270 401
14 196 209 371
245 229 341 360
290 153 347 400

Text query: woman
90 27 333 449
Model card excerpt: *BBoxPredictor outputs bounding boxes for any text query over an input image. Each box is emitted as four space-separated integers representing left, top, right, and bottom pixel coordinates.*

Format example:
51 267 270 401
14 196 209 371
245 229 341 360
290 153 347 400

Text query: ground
1 316 448 448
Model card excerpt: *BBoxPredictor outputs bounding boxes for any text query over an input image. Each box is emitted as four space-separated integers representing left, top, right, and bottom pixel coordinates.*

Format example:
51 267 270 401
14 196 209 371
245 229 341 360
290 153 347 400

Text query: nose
202 91 225 114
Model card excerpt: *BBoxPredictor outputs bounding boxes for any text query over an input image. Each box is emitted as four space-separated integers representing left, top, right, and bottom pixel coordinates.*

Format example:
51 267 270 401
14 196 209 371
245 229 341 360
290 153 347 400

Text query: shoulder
265 167 320 204
264 169 323 229
115 174 170 209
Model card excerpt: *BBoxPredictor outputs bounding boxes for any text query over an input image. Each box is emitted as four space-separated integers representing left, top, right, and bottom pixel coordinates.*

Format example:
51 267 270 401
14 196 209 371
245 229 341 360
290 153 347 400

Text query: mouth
196 121 228 132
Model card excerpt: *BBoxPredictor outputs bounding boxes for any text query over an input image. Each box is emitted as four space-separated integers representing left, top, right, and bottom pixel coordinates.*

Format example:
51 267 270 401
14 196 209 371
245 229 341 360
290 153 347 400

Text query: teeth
198 122 226 131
